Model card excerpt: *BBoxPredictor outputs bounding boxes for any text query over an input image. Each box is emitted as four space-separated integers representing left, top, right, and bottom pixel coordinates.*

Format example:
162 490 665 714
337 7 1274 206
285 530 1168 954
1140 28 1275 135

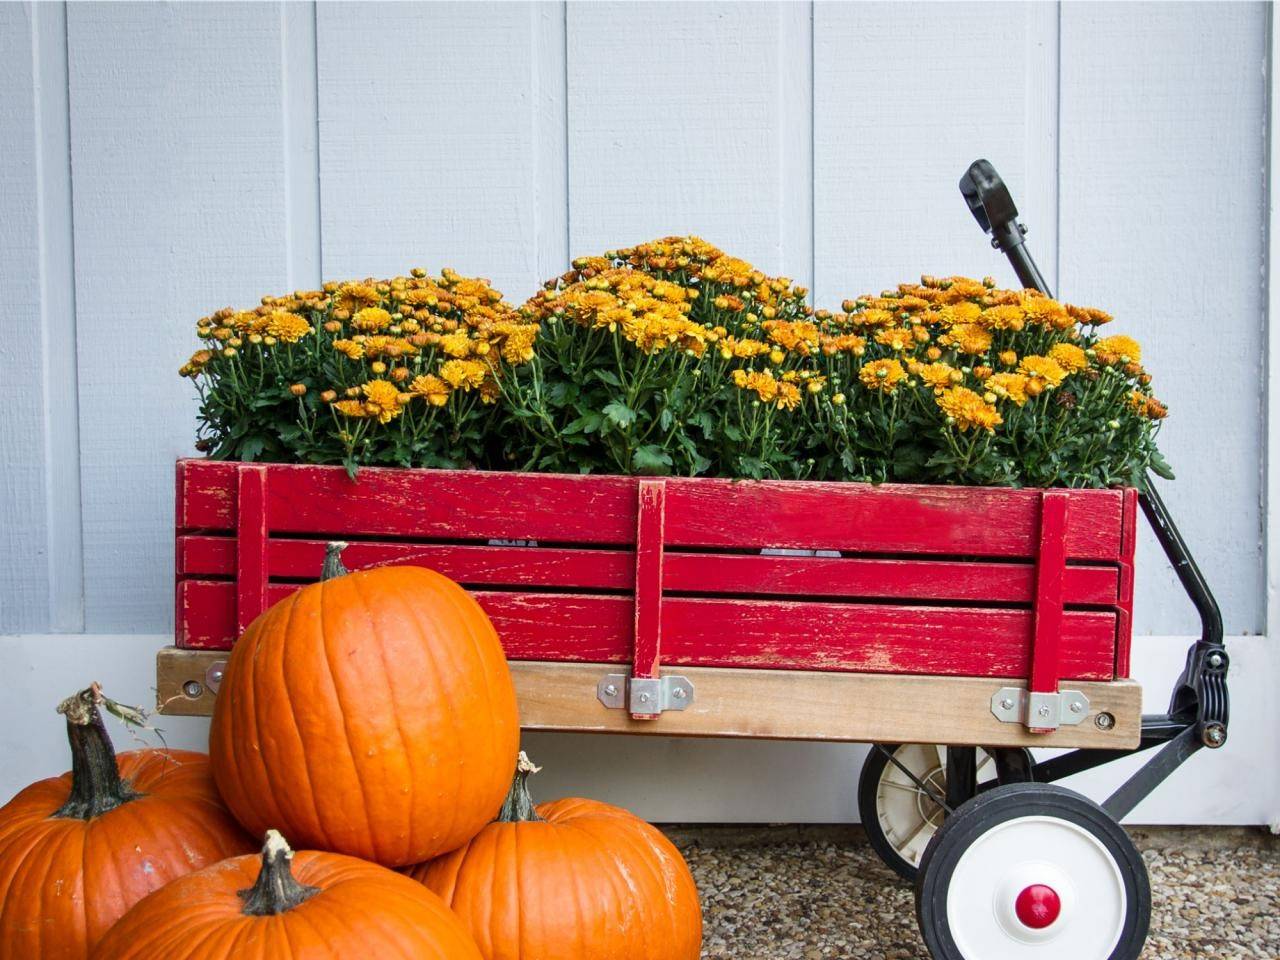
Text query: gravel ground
663 825 1279 959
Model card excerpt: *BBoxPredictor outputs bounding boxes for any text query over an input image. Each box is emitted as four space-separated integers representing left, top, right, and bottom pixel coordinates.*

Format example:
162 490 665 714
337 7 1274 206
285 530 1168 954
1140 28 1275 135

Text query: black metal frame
958 159 1229 818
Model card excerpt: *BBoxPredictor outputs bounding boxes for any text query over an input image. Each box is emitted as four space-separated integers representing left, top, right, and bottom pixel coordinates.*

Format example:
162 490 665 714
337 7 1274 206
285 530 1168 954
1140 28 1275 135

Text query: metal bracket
991 686 1090 730
597 673 694 714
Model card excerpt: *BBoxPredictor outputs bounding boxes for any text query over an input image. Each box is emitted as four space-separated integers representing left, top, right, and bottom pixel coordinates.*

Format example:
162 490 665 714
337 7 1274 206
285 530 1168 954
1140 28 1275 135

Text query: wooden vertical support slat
630 478 666 719
1029 490 1070 695
235 465 269 636
1114 487 1139 678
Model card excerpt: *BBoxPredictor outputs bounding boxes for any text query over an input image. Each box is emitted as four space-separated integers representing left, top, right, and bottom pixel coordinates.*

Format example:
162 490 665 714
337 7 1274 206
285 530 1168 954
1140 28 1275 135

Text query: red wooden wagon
156 162 1229 960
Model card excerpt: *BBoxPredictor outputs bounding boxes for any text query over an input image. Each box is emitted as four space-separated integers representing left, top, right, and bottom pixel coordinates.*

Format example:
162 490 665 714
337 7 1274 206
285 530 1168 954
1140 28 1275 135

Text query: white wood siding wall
1 1 1269 641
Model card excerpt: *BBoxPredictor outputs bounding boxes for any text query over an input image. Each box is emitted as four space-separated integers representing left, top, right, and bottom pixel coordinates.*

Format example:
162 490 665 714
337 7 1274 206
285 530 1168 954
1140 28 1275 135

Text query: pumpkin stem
53 683 140 819
321 541 349 581
238 830 321 916
496 751 544 823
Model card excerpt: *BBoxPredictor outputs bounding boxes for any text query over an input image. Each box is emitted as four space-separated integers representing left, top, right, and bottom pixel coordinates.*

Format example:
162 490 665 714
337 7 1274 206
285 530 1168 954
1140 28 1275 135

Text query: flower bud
289 383 307 396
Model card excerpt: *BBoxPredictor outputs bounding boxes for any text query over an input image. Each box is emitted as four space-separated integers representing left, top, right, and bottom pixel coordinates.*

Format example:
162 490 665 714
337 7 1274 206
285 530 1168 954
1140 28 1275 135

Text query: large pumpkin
209 543 520 866
91 829 483 959
408 753 703 960
0 685 253 959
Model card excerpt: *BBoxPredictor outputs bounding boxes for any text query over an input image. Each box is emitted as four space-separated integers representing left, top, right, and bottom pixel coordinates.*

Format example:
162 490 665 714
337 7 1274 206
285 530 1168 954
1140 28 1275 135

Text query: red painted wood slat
235 466 269 636
176 580 1116 681
177 535 1121 605
1029 491 1070 696
631 479 667 719
1115 488 1139 679
660 475 1124 560
177 460 1125 560
178 537 635 590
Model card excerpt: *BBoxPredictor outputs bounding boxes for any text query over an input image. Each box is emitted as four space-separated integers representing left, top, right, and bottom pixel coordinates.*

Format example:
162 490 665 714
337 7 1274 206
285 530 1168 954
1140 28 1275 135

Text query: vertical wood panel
315 1 549 300
68 2 291 631
813 2 1059 300
566 2 804 278
0 3 49 632
1059 1 1267 636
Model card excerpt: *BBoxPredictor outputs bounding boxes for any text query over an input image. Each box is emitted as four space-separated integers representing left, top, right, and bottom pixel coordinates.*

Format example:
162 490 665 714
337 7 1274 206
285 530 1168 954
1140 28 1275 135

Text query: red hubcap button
1014 884 1061 929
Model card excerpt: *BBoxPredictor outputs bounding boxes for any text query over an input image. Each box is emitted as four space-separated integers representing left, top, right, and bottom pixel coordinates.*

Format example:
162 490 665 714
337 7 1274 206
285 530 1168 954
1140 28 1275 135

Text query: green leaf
603 402 636 428
633 445 673 475
563 411 605 436
594 369 623 387
1149 450 1176 481
239 436 267 462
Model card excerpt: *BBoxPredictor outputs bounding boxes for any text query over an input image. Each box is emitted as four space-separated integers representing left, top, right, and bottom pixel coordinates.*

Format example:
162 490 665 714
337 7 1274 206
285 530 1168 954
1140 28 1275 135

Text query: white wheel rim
944 814 1127 958
874 745 996 868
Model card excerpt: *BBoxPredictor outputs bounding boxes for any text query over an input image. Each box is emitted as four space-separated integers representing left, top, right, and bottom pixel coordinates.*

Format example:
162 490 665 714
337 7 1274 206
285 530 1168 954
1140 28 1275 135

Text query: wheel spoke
881 780 926 797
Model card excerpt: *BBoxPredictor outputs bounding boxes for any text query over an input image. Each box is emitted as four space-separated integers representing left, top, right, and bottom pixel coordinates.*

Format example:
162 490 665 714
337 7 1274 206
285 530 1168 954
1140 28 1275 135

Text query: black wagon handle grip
958 159 1052 295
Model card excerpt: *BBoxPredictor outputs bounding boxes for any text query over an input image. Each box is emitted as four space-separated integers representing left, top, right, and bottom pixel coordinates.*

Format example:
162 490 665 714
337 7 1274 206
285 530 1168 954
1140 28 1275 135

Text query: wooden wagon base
155 647 1141 750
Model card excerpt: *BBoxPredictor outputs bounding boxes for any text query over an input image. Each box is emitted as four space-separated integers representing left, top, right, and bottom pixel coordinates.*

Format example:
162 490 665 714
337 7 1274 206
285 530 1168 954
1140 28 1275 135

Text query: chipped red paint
174 460 1136 685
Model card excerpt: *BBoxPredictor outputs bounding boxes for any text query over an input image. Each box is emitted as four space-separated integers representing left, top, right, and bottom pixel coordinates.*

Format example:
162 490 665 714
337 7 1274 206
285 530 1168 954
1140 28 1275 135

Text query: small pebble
660 824 1279 959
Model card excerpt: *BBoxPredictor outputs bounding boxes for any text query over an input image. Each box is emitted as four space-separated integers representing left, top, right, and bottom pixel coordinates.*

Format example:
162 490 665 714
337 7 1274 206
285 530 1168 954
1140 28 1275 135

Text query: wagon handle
961 158 1228 815
959 159 1051 294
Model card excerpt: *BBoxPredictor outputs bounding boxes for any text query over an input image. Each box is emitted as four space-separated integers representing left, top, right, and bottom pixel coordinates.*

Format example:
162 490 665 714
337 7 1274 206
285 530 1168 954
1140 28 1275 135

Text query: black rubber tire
858 743 923 881
915 782 1151 960
858 745 1032 882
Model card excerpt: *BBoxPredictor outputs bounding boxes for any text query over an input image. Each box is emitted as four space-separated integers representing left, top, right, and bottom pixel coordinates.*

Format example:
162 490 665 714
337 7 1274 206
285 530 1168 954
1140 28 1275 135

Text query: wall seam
35 0 85 632
1264 0 1276 642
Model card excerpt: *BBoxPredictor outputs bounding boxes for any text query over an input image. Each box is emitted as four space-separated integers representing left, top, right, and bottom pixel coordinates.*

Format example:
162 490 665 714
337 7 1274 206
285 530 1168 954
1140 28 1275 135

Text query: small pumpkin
210 542 520 867
91 829 484 959
0 685 253 960
408 752 703 960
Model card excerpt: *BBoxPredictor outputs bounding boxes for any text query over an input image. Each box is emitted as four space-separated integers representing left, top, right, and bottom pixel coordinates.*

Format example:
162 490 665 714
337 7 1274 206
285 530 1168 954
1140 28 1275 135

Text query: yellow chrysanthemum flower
263 311 312 343
334 282 381 314
945 323 993 355
409 374 451 407
1094 334 1142 365
987 372 1030 406
360 379 404 423
874 327 913 352
439 359 488 391
332 399 368 419
439 331 473 358
732 368 779 403
1018 355 1067 387
859 358 906 393
352 307 393 333
918 362 960 393
332 339 364 361
937 386 1003 433
775 381 801 411
978 305 1025 331
1048 342 1089 373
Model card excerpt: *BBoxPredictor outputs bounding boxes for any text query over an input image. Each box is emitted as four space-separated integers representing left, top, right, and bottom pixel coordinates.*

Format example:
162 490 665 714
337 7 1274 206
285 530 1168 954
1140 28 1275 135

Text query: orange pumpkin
209 543 520 867
0 685 253 959
91 829 483 959
408 753 703 960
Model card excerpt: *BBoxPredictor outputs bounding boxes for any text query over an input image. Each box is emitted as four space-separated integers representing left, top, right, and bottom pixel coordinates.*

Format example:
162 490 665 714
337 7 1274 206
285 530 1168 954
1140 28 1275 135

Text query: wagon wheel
858 744 1030 881
915 782 1150 959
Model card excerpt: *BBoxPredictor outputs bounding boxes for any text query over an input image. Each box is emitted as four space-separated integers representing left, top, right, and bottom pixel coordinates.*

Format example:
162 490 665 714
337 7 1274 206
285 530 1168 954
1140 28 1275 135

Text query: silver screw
1095 711 1115 730
208 667 224 685
1070 701 1085 715
638 692 651 703
182 680 204 699
1203 724 1227 747
1000 697 1015 711
1207 652 1225 669
673 687 687 700
1037 705 1051 719
604 684 618 697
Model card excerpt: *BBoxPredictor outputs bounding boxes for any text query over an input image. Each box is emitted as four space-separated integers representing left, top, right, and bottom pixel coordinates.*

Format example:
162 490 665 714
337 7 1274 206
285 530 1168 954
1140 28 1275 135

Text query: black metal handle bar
961 159 1228 812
